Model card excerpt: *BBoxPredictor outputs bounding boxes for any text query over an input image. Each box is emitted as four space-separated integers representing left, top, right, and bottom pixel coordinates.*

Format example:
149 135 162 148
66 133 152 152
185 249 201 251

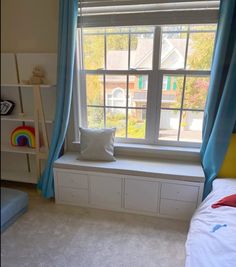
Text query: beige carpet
1 183 189 267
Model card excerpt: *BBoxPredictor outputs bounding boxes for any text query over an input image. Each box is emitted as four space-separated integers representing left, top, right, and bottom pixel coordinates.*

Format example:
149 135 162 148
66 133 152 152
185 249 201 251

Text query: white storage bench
53 153 205 220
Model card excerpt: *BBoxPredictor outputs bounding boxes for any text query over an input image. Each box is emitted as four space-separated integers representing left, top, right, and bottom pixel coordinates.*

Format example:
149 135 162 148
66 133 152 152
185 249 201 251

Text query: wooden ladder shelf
33 84 49 178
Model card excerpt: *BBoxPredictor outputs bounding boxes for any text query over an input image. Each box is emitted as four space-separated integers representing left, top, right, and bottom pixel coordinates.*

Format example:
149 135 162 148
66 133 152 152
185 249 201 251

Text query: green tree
188 32 215 70
173 30 215 128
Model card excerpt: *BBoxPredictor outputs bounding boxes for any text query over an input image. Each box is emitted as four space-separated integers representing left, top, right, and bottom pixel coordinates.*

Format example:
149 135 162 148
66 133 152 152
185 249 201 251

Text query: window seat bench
53 152 205 220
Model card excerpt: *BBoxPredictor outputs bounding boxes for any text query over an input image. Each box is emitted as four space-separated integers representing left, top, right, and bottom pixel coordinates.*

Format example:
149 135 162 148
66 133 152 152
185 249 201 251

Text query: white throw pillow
78 127 116 161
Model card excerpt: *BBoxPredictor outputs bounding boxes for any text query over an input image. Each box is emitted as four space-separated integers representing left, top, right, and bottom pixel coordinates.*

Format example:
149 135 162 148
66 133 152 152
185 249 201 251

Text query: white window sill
71 141 200 162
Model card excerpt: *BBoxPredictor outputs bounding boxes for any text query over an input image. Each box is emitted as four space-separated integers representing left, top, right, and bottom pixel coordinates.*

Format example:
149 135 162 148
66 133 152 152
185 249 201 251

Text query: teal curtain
38 0 78 198
201 0 236 199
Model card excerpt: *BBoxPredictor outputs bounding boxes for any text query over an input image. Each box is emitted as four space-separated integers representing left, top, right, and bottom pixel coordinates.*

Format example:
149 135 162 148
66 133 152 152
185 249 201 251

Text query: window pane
86 75 104 106
83 34 104 70
83 28 105 34
161 75 184 108
179 111 203 142
159 109 180 141
187 32 215 70
106 27 130 33
130 26 154 33
189 24 217 31
184 76 210 110
128 109 146 139
107 34 128 70
106 108 126 138
105 75 127 107
161 32 187 69
130 33 154 70
129 75 148 107
162 25 188 32
87 107 104 128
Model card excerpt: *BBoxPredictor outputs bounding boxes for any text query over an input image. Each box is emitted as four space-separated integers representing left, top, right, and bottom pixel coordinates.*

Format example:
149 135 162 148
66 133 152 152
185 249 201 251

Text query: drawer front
160 199 196 220
125 179 159 213
89 175 122 209
161 183 199 202
58 187 88 205
57 171 88 189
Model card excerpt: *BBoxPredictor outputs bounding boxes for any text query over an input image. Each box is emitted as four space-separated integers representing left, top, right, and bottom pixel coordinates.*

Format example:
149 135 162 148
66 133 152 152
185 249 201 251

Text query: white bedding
185 179 236 267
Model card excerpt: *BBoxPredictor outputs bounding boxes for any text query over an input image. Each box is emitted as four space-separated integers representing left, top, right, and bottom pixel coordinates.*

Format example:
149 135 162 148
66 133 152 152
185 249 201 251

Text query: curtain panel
38 0 78 198
201 0 236 199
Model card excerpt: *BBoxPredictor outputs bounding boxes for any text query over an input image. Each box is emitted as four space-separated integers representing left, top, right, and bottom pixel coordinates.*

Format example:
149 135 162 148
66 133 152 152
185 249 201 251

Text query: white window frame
74 24 216 148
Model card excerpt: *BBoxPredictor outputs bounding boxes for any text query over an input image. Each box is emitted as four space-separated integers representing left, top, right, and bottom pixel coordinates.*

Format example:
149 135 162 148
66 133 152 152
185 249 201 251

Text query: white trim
79 0 219 8
73 41 81 140
160 69 211 75
82 69 152 75
82 69 211 75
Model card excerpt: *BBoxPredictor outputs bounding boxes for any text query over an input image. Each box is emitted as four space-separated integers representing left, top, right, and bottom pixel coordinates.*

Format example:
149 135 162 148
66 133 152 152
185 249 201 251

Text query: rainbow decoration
11 126 36 148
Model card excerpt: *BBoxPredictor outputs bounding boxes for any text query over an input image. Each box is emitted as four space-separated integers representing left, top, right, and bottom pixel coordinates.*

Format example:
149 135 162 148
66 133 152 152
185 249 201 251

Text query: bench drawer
161 183 199 202
58 187 88 205
124 179 159 213
57 171 88 189
89 175 122 209
160 199 196 220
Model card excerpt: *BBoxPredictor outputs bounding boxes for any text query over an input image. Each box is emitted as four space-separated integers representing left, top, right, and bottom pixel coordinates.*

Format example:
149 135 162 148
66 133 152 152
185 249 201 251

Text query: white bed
185 178 236 267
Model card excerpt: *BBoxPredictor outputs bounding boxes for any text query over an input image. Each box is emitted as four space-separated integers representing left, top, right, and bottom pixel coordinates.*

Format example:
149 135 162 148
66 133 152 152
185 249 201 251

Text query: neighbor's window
77 24 216 146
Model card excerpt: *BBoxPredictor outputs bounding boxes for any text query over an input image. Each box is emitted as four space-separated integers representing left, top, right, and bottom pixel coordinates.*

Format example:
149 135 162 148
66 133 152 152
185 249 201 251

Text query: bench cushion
1 188 28 233
54 153 205 183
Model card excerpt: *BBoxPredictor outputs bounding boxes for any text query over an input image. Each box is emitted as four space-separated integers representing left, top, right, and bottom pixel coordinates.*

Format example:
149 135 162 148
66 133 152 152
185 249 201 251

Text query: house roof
106 37 186 70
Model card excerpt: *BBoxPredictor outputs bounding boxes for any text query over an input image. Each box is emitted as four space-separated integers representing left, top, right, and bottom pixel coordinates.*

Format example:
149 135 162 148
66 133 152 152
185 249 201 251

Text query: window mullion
146 26 162 144
160 69 211 76
104 29 107 70
103 74 106 127
80 73 87 128
177 26 190 141
104 30 107 127
125 29 132 138
126 74 129 138
73 32 83 140
177 75 187 141
78 29 88 128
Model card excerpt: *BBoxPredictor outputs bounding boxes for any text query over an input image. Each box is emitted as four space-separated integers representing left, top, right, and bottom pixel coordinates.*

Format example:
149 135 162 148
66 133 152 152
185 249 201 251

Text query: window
76 24 216 146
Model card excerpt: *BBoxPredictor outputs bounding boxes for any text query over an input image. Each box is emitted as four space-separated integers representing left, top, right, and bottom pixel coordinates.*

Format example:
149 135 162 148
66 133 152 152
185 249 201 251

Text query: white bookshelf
1 83 55 88
1 53 57 184
1 114 53 123
1 144 47 156
1 170 37 184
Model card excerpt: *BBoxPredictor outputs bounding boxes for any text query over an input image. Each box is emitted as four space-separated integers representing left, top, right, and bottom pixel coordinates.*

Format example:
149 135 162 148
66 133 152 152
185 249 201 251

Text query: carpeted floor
1 182 189 267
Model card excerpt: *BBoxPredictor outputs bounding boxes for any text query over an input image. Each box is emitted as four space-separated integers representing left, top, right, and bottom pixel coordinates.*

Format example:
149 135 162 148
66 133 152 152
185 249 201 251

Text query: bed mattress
185 178 236 267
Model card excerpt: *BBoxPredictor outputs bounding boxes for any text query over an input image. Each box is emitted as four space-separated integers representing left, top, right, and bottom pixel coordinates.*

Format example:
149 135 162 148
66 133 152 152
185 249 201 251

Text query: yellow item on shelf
218 134 236 178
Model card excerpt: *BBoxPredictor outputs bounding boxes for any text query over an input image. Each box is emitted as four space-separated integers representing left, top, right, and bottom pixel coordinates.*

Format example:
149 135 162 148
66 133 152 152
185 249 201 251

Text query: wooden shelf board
1 115 53 123
1 170 37 184
1 144 47 155
1 83 55 88
1 144 36 154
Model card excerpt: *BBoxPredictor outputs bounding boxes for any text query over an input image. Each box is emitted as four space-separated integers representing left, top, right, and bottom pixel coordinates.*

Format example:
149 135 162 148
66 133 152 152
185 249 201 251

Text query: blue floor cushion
1 187 28 233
